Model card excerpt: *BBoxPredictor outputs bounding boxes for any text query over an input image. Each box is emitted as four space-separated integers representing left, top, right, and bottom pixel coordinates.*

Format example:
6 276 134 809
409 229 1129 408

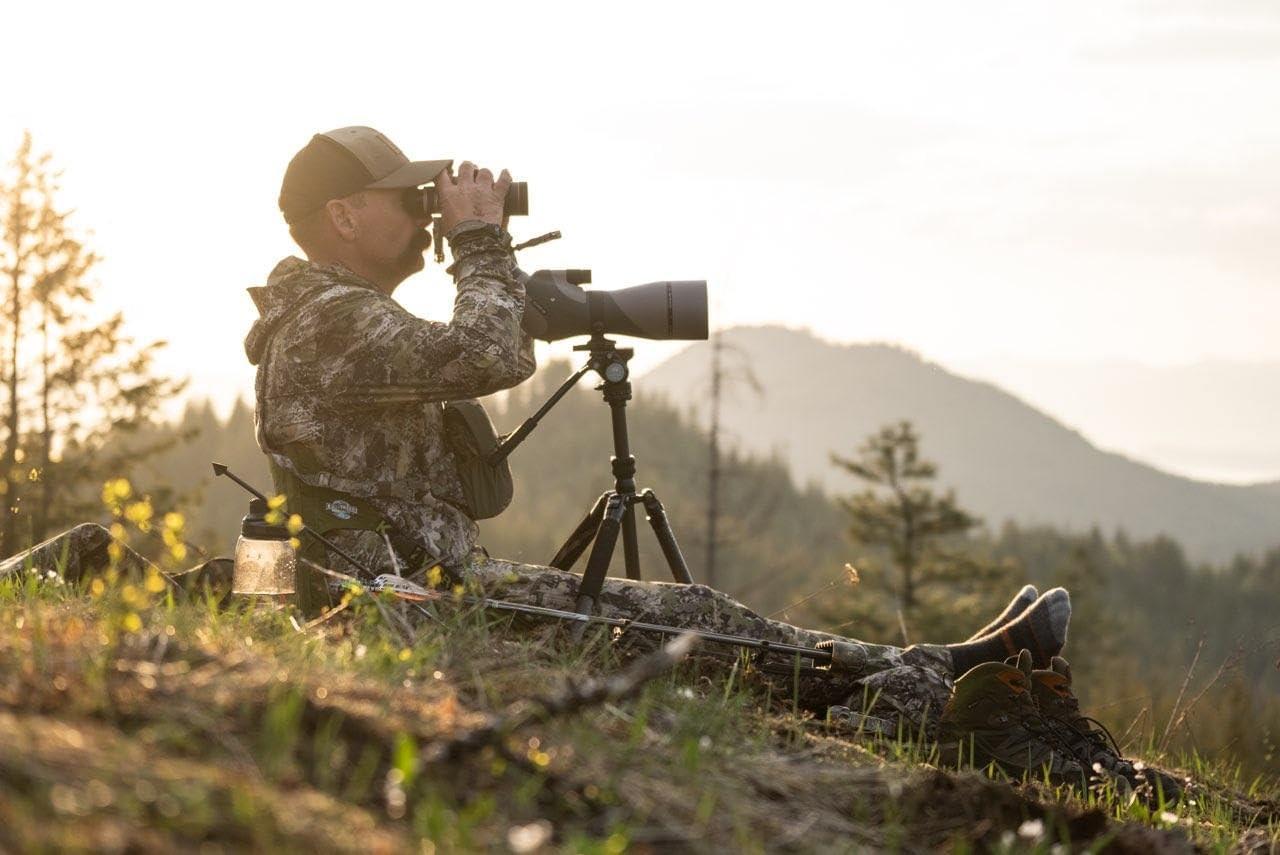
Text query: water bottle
232 497 296 608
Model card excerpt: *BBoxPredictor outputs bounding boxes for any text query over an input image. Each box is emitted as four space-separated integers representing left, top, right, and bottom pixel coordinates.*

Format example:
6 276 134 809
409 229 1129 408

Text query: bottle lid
241 497 290 540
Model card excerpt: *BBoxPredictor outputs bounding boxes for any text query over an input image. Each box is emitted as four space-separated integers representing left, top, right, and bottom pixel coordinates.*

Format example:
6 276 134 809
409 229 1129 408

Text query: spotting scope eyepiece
519 269 708 342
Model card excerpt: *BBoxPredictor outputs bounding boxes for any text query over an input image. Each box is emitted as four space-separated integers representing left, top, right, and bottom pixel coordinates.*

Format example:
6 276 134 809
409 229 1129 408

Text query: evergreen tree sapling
825 420 1018 644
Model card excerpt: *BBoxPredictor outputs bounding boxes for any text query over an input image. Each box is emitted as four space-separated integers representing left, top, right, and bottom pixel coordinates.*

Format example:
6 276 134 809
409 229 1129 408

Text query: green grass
0 569 1275 853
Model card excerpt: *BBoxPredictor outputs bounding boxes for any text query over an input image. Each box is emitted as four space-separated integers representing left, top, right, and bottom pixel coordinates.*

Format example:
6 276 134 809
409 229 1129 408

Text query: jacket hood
244 257 372 365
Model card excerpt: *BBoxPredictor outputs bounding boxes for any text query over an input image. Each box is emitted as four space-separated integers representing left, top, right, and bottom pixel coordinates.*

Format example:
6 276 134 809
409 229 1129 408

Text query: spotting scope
519 269 708 342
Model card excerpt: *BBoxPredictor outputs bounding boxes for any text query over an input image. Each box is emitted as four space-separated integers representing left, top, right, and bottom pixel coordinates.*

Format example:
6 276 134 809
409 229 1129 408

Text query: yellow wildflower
121 585 145 608
121 613 142 633
101 478 132 508
286 514 304 535
124 499 154 532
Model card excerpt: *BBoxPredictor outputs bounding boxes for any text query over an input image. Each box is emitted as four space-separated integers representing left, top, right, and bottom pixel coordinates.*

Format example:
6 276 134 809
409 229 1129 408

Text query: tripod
489 334 694 619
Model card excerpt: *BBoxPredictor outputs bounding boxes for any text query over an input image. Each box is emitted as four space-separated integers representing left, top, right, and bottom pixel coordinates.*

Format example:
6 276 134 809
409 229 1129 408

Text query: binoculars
401 181 529 220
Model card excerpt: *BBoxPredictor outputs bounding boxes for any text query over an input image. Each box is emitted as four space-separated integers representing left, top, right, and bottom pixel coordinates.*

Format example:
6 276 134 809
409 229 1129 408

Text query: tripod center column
604 374 638 495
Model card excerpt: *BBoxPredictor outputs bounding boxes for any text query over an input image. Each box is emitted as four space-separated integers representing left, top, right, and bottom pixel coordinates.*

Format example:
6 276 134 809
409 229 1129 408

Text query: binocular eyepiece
401 182 529 220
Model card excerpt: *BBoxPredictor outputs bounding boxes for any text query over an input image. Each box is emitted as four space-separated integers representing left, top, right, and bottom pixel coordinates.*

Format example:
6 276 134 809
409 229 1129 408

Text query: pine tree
0 132 183 554
825 420 1016 643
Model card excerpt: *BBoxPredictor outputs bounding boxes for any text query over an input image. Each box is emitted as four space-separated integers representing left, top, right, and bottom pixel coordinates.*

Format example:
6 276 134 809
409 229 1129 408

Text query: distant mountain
951 356 1280 485
640 326 1280 563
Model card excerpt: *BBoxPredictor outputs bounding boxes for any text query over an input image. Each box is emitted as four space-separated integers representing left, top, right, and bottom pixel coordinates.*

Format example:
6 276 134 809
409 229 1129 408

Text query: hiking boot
1030 656 1183 805
938 649 1085 783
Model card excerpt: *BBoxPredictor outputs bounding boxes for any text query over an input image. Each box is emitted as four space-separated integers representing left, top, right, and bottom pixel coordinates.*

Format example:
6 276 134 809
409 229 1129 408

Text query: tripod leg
573 493 627 628
621 501 642 580
639 489 694 584
549 492 609 571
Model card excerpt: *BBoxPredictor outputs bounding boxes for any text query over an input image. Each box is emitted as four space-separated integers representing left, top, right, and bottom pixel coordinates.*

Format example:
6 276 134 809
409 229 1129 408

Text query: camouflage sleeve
514 325 536 383
445 221 537 394
325 222 536 405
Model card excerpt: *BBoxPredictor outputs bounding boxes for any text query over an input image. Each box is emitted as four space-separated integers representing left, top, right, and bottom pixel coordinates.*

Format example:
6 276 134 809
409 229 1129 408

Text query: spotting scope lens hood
519 268 708 342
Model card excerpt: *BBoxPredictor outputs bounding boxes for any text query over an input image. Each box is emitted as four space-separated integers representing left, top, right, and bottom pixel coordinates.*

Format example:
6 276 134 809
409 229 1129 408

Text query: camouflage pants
461 556 955 726
319 534 956 726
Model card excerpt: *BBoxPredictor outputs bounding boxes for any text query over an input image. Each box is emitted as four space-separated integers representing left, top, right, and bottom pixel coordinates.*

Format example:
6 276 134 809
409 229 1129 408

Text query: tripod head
575 334 634 391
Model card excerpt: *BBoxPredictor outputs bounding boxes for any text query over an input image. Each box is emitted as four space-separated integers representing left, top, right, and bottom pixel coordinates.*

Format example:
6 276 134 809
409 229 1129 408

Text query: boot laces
1020 712 1083 763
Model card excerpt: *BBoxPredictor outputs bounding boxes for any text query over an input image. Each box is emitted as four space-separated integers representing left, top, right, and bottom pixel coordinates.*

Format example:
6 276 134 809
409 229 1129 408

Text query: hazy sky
5 1 1278 479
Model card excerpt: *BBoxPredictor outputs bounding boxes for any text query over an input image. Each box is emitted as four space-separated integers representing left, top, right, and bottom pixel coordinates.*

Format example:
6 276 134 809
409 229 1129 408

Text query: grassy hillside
642 326 1280 563
109 363 1280 783
3 569 1276 852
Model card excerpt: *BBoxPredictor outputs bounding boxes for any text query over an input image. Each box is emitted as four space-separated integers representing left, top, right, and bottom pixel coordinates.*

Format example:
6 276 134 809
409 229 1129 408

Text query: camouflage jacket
244 222 536 567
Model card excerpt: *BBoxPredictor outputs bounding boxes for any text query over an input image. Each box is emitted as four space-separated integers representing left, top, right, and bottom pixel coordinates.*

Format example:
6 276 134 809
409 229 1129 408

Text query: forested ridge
644 326 1280 563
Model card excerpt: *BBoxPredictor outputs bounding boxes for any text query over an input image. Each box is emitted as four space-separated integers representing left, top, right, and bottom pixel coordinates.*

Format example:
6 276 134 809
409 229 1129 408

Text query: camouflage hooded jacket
244 223 536 567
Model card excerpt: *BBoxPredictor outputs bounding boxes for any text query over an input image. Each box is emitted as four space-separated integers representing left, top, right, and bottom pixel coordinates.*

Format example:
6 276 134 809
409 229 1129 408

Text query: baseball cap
278 126 451 225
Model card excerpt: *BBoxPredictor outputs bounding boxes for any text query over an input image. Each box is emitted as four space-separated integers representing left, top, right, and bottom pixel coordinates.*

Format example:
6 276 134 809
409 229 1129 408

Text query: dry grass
0 571 1276 853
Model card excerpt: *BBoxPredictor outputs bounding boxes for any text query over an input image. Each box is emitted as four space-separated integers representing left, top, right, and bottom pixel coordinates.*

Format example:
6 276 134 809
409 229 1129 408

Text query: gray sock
966 584 1039 641
947 588 1071 674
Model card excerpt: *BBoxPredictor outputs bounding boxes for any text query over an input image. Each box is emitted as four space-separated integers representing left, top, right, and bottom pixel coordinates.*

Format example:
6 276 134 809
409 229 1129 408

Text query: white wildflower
1017 819 1045 840
507 820 552 853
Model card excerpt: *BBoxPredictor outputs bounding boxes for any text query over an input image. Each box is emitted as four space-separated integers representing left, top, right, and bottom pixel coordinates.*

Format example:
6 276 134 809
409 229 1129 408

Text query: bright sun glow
5 0 1280 481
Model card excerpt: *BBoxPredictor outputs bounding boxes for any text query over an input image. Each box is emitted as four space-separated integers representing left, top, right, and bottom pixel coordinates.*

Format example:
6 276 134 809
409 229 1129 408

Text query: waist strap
268 458 433 607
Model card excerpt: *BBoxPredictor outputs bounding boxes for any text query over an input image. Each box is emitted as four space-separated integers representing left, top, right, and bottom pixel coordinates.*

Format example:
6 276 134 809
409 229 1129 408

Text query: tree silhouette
0 132 183 552
827 420 1014 643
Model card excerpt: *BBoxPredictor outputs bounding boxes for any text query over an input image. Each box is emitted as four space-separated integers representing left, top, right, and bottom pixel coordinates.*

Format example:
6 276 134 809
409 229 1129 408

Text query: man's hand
435 161 512 234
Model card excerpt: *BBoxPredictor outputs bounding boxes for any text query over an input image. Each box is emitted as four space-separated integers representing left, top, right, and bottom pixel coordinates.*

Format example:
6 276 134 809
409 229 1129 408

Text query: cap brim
366 159 454 189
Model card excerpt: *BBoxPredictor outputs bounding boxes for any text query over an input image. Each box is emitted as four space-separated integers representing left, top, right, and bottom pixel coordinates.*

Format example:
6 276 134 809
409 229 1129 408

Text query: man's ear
325 199 359 242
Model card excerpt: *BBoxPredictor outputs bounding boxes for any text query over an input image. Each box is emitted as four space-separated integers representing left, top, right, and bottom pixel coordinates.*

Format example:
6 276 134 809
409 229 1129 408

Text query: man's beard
397 228 433 273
